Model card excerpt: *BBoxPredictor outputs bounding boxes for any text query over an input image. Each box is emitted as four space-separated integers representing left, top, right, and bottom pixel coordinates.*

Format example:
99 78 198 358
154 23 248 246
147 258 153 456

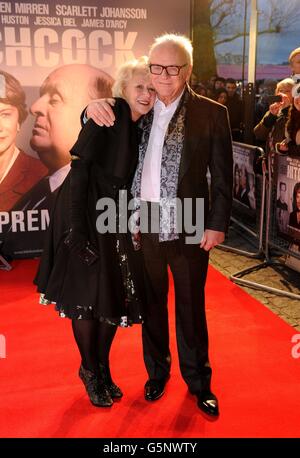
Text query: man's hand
86 98 116 127
200 229 225 251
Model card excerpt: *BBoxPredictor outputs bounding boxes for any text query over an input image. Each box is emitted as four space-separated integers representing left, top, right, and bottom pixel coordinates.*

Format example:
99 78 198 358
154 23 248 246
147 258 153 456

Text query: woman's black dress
34 98 146 326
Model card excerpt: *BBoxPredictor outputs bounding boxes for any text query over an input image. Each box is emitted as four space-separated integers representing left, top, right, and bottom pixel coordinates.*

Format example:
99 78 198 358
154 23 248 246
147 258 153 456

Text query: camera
64 230 99 266
266 95 282 104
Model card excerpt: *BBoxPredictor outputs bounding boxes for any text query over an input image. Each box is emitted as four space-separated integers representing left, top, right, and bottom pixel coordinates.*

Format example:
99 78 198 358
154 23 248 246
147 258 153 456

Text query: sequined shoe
99 363 123 399
79 365 113 407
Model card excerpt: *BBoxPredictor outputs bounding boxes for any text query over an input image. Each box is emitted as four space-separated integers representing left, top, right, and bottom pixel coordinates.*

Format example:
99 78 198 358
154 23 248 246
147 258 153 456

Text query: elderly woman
0 71 46 211
34 57 156 407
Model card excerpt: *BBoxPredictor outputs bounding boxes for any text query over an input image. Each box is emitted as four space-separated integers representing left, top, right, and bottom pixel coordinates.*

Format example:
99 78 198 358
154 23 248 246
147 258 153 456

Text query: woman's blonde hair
289 47 300 63
112 56 150 98
276 77 295 93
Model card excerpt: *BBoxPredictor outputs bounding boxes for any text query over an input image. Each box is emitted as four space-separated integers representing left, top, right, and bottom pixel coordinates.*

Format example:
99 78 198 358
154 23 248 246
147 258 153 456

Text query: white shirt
49 163 71 192
140 91 184 202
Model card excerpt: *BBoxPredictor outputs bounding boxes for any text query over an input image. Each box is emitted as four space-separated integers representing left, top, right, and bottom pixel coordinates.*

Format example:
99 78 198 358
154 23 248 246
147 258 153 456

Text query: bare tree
192 0 217 83
193 0 300 81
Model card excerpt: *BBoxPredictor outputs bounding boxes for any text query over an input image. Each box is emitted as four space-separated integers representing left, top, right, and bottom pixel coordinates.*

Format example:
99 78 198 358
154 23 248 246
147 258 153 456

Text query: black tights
72 319 117 373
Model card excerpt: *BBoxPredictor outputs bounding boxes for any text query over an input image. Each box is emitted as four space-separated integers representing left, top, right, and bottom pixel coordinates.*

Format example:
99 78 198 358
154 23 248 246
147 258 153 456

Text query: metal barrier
218 142 266 258
230 149 300 299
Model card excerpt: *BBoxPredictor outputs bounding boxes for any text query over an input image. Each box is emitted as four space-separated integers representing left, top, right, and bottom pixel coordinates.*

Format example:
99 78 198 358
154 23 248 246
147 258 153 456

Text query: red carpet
0 259 300 438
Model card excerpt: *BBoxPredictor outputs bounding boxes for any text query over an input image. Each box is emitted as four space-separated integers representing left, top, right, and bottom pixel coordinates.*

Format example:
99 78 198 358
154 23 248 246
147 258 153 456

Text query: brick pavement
209 224 300 331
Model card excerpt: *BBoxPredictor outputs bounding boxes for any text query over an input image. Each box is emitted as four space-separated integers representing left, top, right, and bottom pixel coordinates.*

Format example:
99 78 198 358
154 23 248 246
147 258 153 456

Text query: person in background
213 76 226 91
289 47 300 84
255 79 277 124
213 87 228 106
254 78 294 156
34 57 156 408
0 71 46 211
193 83 208 97
225 78 244 141
190 72 198 88
276 82 300 156
189 73 207 97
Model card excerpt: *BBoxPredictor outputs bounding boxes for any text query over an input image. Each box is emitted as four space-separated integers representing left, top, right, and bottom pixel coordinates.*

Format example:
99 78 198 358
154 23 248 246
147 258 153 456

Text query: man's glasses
149 64 188 76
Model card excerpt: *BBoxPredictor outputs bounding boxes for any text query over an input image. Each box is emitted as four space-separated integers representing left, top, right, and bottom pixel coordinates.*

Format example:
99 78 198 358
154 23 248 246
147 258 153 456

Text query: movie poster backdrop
276 154 300 245
0 0 191 258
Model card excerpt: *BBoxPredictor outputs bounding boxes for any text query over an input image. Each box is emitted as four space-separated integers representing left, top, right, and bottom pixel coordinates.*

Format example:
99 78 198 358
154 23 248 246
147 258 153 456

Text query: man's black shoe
144 379 167 401
196 390 219 417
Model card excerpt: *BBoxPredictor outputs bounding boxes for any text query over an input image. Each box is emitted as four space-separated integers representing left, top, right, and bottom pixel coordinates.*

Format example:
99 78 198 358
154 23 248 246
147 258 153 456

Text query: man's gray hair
149 33 193 66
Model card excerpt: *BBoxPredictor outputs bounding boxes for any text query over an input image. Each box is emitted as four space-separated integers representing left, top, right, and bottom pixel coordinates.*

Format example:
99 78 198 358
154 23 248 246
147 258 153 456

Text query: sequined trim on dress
39 294 142 327
39 198 143 327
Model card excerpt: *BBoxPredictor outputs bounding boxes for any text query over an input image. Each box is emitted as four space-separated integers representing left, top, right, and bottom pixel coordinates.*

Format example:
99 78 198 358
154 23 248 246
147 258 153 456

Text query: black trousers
141 232 212 394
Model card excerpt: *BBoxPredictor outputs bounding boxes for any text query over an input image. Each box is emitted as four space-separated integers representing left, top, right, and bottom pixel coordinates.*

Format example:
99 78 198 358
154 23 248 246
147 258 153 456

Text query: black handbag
64 230 99 266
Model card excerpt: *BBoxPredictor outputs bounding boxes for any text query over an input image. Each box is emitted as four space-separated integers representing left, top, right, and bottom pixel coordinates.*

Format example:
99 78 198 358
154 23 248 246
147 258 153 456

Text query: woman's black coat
34 98 145 322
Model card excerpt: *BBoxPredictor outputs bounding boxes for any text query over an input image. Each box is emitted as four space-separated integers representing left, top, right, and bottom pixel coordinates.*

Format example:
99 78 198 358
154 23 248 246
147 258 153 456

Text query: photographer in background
253 78 295 156
289 47 300 84
276 83 300 157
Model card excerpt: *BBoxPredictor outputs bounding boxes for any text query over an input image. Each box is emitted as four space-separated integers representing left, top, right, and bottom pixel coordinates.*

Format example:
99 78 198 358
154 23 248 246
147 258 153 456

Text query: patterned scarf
132 88 188 241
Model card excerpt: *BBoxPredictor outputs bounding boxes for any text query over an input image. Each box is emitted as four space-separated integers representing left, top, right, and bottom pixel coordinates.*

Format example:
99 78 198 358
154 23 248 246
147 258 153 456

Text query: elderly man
86 34 233 417
1 64 113 257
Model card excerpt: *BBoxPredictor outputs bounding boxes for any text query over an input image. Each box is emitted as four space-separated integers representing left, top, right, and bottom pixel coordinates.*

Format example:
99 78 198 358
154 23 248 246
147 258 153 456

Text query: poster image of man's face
30 64 113 174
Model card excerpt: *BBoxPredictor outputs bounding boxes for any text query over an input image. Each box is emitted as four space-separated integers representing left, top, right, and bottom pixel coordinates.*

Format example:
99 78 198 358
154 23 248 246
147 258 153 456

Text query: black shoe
196 390 219 417
79 365 113 407
144 378 168 401
98 363 123 399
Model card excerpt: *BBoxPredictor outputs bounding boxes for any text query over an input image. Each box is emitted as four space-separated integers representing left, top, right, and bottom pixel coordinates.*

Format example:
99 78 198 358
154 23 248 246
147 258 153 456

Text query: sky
215 0 300 65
